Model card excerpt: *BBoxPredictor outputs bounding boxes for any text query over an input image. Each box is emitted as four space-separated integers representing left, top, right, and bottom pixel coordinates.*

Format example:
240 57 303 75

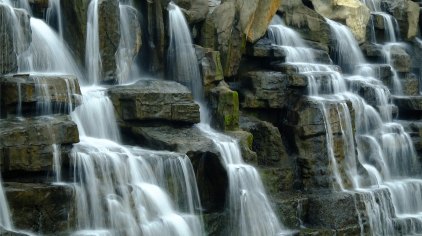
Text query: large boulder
385 0 420 41
280 0 331 46
174 0 208 23
200 2 243 77
0 6 31 75
108 80 200 124
195 46 224 93
310 0 371 43
231 0 281 43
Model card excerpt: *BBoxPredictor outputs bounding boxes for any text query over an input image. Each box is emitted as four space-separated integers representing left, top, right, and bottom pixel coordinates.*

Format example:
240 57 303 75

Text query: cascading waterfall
0 176 12 230
69 87 205 236
271 16 422 235
168 3 290 235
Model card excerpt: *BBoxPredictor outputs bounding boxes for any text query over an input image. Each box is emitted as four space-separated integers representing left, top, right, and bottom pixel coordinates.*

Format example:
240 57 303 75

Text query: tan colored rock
388 0 420 40
310 0 371 43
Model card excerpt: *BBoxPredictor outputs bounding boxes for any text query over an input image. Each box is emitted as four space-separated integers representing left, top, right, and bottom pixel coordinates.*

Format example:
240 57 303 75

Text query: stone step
392 95 422 119
270 62 341 75
0 74 81 118
246 39 332 64
107 79 200 124
0 115 79 178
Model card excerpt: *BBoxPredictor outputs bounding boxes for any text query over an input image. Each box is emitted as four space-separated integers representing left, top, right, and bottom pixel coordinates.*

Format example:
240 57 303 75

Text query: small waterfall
71 87 121 141
19 18 85 82
85 0 101 84
268 18 315 63
46 0 63 39
167 2 203 101
13 0 31 15
0 177 12 230
371 12 399 43
69 87 205 235
326 18 366 73
116 2 140 84
167 4 289 235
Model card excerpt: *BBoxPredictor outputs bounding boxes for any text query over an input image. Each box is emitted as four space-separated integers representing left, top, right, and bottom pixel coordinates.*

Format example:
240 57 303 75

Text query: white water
271 15 422 235
70 87 205 235
85 0 101 84
0 176 12 230
168 4 289 235
18 18 85 82
167 2 203 101
46 0 63 39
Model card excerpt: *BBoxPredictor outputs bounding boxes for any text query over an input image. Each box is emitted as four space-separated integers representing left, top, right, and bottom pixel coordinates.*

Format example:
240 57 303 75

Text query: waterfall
46 0 63 39
167 2 203 101
116 2 140 84
270 16 422 235
325 18 366 73
0 176 12 230
18 18 85 83
168 3 290 235
69 87 205 235
85 0 101 84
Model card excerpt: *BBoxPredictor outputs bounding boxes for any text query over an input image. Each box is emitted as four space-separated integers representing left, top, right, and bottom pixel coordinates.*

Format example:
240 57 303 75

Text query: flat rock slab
4 182 75 234
108 80 200 124
393 96 422 119
0 115 79 173
0 74 81 117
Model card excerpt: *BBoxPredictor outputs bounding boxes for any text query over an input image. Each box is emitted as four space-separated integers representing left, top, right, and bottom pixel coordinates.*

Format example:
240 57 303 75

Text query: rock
0 6 31 75
310 0 371 43
203 212 229 236
360 42 384 61
0 226 30 236
200 2 243 77
239 70 307 110
347 76 391 108
108 80 200 124
386 0 420 40
0 74 82 118
401 73 419 96
4 183 76 234
98 0 120 83
272 192 308 229
209 81 239 131
392 95 422 119
280 0 331 45
240 115 288 166
388 44 411 73
195 46 224 93
0 115 79 176
226 130 257 163
235 0 281 43
61 0 89 66
175 0 208 23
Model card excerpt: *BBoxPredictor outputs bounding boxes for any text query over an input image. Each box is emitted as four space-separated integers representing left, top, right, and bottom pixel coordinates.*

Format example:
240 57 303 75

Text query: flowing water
46 0 63 39
85 0 101 84
270 16 422 235
168 3 290 235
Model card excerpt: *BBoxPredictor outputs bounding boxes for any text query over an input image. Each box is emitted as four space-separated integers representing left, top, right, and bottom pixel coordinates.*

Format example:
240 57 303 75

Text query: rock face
108 80 200 124
174 0 208 23
209 81 239 131
200 2 243 77
280 0 331 46
0 74 81 118
386 0 420 40
5 183 76 234
0 6 31 75
195 46 224 93
310 0 371 43
61 0 89 66
98 0 120 83
0 115 79 176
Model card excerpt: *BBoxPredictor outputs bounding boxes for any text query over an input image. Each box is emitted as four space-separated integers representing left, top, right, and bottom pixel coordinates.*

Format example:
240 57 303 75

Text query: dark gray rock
108 80 200 124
